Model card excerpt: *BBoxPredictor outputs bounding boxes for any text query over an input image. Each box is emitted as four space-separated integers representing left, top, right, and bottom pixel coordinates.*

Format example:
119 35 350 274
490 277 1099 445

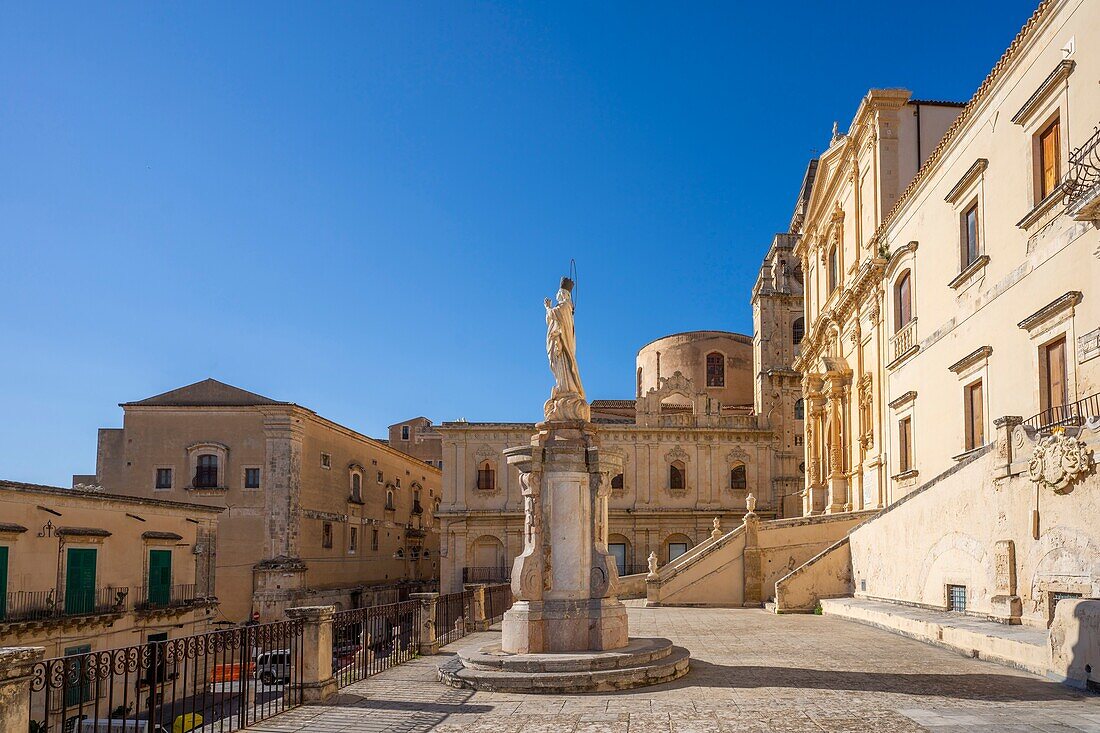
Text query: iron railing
437 590 473 647
461 566 510 584
1065 124 1100 214
2 587 129 622
331 599 421 687
135 584 201 611
484 584 513 624
29 617 303 733
1023 392 1100 433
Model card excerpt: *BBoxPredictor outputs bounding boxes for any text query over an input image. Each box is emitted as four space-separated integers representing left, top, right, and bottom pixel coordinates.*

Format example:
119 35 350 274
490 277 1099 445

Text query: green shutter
0 546 7 619
63 644 93 707
148 550 172 607
64 548 97 614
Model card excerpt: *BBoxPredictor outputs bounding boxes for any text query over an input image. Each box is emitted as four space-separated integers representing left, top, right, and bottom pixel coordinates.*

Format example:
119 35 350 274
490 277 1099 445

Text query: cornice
888 391 918 409
944 158 989 204
1011 59 1075 125
948 346 993 374
1017 291 1082 332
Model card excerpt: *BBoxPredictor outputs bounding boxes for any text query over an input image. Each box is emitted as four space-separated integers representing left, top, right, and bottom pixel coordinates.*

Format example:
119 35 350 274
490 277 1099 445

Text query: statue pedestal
501 421 627 653
438 420 690 693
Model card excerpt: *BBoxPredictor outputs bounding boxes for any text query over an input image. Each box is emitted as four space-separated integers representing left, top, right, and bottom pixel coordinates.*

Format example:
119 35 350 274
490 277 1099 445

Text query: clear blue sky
2 1 1037 486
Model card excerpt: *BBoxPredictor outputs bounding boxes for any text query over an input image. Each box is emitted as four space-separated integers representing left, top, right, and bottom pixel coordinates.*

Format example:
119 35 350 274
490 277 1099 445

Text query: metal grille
332 599 421 687
437 590 473 647
29 618 304 733
947 584 967 613
484 584 514 624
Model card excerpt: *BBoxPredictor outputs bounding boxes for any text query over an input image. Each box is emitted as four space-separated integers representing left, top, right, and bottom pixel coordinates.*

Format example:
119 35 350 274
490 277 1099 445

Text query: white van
255 649 291 685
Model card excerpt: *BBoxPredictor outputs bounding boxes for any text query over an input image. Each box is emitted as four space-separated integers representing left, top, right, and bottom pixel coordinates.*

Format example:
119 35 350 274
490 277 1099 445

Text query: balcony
462 566 510 584
888 318 919 367
1 587 129 623
134 583 202 612
1023 392 1100 434
1065 124 1100 221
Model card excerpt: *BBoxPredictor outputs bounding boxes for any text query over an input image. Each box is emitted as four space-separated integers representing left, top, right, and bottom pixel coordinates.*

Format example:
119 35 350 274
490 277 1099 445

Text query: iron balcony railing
1023 392 1100 433
1065 124 1100 216
2 586 129 622
135 583 201 611
461 566 510 584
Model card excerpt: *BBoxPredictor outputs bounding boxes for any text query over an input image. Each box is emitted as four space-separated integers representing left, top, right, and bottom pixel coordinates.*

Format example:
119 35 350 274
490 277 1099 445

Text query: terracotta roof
591 400 636 408
122 378 289 407
871 0 1055 248
0 480 224 513
908 99 968 107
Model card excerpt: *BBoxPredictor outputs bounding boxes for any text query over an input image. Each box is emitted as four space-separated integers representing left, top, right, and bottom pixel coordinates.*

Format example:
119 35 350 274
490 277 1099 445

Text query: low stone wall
618 572 648 599
1049 598 1100 690
775 537 853 613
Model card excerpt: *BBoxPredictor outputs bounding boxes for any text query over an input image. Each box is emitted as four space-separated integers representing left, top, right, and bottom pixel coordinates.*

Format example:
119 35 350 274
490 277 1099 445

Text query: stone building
387 417 443 469
439 251 807 592
771 0 1100 685
0 480 221 659
87 379 441 622
792 90 964 515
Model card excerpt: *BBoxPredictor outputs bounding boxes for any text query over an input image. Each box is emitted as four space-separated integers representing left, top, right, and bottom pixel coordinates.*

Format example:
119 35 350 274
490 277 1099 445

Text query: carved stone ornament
646 551 659 578
745 493 757 514
727 447 750 464
474 444 497 462
665 446 690 463
1027 430 1094 494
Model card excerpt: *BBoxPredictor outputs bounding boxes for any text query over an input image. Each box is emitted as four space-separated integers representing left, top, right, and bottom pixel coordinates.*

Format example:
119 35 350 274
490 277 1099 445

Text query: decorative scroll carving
1027 430 1094 494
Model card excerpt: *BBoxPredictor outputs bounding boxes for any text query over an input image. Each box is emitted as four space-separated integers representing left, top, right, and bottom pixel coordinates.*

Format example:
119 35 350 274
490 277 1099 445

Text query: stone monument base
501 598 628 654
438 636 690 693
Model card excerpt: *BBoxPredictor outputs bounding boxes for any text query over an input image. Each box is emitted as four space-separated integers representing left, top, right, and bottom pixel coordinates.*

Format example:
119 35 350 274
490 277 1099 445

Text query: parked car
255 649 291 685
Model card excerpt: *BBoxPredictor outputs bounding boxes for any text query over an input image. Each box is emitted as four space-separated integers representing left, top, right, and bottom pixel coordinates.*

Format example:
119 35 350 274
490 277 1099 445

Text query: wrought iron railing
1023 392 1100 433
437 590 473 647
135 584 200 611
331 599 421 687
461 566 509 584
1065 124 1100 215
484 584 513 624
891 318 918 362
2 587 129 622
28 617 303 733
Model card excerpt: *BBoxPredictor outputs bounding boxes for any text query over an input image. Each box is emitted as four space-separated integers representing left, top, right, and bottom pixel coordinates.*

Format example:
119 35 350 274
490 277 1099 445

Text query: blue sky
1 1 1037 486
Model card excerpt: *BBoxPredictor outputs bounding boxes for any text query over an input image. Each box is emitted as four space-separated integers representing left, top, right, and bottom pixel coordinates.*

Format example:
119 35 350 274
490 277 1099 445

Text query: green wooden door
0 546 7 619
63 644 92 708
148 550 172 606
64 548 97 614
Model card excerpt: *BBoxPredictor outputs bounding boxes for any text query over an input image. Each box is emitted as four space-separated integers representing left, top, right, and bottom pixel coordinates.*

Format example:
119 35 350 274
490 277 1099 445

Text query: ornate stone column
825 374 850 513
803 374 827 515
410 592 440 655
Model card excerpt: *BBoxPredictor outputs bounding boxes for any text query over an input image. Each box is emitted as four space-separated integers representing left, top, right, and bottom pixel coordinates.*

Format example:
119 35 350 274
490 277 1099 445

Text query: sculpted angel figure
543 278 591 422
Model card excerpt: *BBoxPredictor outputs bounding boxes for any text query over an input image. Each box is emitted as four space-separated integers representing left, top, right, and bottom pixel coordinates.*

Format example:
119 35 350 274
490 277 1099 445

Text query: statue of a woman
543 278 590 422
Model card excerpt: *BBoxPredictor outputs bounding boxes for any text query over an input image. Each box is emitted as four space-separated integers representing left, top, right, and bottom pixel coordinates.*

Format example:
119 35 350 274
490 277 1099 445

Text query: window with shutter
1039 118 1060 200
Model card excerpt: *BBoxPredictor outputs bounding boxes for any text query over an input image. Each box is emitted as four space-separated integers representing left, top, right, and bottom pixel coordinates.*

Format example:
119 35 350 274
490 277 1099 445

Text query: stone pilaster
285 606 337 703
0 647 44 733
993 416 1024 479
464 584 489 631
742 511 763 607
989 539 1022 624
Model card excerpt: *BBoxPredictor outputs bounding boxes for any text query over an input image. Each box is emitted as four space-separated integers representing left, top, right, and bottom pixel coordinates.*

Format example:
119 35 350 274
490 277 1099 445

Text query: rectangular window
155 468 173 490
322 522 333 549
898 417 913 473
64 548 97 615
827 247 838 294
1041 336 1068 415
377 470 384 484
947 584 967 612
63 644 94 707
147 549 172 607
961 202 979 269
0 546 7 620
401 426 410 440
349 527 358 553
321 453 331 469
244 467 261 489
1038 117 1061 200
964 380 984 451
668 543 688 562
371 528 379 552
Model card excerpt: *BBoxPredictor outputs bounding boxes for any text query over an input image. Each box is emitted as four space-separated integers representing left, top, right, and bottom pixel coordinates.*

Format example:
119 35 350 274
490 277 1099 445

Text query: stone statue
711 516 722 540
646 551 659 578
543 277 591 422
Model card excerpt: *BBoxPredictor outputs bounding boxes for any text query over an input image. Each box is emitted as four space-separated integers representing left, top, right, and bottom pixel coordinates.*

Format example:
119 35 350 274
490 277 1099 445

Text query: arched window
350 472 363 503
894 270 912 331
729 464 747 490
385 489 395 510
705 352 725 387
669 460 686 490
195 454 219 488
412 488 423 515
611 473 624 490
792 317 805 345
795 398 805 420
828 246 839 294
477 461 495 490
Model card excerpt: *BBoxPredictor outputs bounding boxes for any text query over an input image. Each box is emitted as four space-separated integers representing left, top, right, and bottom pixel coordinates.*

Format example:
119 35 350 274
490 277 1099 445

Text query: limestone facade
440 261 806 593
0 480 221 656
793 91 964 515
388 417 443 469
89 379 441 621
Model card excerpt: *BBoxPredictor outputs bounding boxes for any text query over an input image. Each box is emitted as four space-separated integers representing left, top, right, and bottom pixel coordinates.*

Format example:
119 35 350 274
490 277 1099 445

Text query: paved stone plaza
250 605 1100 733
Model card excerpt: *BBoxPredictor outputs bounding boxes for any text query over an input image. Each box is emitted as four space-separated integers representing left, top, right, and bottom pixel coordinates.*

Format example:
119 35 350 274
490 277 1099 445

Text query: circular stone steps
438 637 690 693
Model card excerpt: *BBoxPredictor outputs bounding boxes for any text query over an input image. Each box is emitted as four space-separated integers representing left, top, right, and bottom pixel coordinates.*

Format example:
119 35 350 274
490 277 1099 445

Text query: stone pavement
247 605 1100 732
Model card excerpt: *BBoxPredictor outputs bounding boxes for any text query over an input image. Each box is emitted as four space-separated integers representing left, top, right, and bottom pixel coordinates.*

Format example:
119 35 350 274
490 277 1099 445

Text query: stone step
763 601 777 614
820 597 1050 675
459 637 675 673
438 644 691 693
